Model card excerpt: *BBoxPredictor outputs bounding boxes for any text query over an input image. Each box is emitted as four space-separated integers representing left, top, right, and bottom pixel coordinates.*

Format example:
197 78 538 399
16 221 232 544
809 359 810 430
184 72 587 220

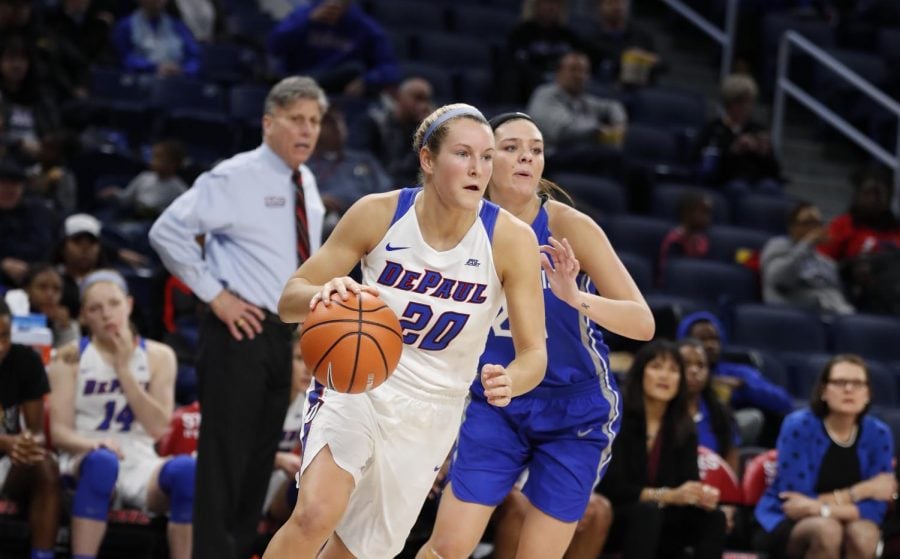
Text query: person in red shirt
658 190 712 286
818 165 900 314
819 165 900 262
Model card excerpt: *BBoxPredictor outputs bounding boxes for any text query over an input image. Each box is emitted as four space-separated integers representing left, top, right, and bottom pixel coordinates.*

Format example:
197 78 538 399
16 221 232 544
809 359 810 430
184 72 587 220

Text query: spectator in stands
500 0 588 104
350 76 433 187
0 158 57 287
306 108 391 221
677 311 792 447
761 200 854 315
48 270 196 559
267 0 400 97
754 354 895 559
658 190 712 287
112 0 200 77
573 0 662 87
44 0 116 96
170 0 219 43
0 299 61 559
820 165 900 262
23 263 80 348
598 340 727 558
694 74 783 196
26 129 79 216
679 338 739 471
0 34 61 162
527 51 627 151
54 213 107 318
98 139 188 220
819 165 900 314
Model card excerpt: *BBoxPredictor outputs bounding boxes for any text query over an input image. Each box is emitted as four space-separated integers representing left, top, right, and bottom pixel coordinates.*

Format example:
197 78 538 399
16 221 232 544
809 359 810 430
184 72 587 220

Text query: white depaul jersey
75 337 155 452
361 188 504 398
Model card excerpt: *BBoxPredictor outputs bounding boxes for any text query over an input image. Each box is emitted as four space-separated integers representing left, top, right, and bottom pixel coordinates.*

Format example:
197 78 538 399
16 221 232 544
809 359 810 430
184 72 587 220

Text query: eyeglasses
826 379 868 391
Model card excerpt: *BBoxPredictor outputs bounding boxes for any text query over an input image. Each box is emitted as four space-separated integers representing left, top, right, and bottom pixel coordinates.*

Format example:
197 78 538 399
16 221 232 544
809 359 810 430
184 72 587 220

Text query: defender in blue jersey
419 113 655 559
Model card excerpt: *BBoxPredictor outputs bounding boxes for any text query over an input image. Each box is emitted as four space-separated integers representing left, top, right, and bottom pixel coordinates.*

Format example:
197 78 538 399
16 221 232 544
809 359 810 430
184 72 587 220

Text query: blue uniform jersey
474 203 613 394
450 202 622 522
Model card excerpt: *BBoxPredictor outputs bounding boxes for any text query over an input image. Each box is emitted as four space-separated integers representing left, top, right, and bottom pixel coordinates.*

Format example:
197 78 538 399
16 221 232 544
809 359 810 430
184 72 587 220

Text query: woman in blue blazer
754 354 896 558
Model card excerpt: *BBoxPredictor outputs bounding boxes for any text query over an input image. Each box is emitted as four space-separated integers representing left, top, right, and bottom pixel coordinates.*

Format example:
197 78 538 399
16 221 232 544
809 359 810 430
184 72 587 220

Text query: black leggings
606 501 728 558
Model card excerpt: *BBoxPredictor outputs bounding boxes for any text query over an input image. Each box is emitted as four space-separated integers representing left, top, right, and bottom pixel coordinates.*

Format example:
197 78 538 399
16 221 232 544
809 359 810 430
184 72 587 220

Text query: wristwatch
820 503 832 518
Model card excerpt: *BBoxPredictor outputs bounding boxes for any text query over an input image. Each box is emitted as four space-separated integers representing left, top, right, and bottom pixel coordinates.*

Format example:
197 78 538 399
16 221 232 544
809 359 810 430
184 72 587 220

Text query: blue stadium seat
603 215 673 263
707 225 772 262
650 183 730 224
832 314 900 364
399 62 454 101
200 43 257 84
617 251 654 294
550 173 627 217
373 0 446 31
662 258 758 306
623 124 687 177
733 193 795 234
415 32 493 70
731 304 827 354
151 77 227 115
229 84 269 123
158 112 236 161
630 87 707 134
457 68 493 105
448 5 517 37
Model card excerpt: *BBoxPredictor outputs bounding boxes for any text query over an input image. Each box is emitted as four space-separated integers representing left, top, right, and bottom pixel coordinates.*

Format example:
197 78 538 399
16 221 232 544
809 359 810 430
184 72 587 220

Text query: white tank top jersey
74 337 155 451
361 188 504 398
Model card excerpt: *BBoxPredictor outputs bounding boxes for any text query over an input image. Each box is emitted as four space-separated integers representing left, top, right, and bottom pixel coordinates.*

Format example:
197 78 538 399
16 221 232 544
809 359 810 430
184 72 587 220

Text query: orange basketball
299 291 403 394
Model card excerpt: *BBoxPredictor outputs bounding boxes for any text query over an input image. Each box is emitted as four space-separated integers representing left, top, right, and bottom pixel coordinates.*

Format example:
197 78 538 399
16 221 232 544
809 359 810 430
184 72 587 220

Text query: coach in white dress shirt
150 76 326 559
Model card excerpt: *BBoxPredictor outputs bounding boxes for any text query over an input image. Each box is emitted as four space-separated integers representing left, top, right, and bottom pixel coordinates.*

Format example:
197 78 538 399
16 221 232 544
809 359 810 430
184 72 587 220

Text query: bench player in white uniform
263 103 548 559
48 271 195 559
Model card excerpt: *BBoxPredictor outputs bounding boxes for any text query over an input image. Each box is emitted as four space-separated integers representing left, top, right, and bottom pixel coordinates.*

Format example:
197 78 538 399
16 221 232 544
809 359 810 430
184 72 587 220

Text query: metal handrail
771 31 900 196
660 0 738 81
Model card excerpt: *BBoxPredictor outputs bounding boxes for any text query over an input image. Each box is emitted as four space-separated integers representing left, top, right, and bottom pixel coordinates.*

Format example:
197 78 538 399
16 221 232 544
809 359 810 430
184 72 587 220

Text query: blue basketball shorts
448 381 621 522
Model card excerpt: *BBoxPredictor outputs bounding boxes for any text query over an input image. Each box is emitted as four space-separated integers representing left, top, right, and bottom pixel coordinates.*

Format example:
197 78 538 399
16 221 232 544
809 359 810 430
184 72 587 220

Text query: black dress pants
192 311 293 559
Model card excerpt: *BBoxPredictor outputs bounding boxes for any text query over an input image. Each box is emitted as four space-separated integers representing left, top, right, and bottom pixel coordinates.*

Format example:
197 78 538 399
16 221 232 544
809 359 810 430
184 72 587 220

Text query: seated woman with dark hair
678 338 739 471
754 354 896 559
598 340 727 558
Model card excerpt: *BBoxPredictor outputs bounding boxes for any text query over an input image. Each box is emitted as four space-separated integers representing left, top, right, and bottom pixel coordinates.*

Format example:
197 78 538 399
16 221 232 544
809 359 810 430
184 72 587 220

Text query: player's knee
73 448 119 520
426 536 474 559
287 500 342 541
158 455 195 524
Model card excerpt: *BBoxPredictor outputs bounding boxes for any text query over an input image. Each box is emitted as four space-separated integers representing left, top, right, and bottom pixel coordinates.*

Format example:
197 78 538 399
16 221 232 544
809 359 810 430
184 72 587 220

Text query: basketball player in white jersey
263 103 548 559
47 271 195 559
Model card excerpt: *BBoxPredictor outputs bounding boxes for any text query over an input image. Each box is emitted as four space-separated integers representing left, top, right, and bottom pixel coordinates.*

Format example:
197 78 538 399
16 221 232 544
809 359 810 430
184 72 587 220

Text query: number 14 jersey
74 337 154 453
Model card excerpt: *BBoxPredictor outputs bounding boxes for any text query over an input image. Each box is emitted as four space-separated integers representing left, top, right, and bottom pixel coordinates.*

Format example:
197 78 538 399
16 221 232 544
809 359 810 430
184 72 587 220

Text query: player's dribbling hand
482 364 512 407
311 277 379 310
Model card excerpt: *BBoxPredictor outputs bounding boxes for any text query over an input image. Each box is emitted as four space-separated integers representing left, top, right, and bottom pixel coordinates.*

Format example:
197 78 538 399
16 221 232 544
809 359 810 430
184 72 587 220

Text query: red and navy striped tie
293 170 310 264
